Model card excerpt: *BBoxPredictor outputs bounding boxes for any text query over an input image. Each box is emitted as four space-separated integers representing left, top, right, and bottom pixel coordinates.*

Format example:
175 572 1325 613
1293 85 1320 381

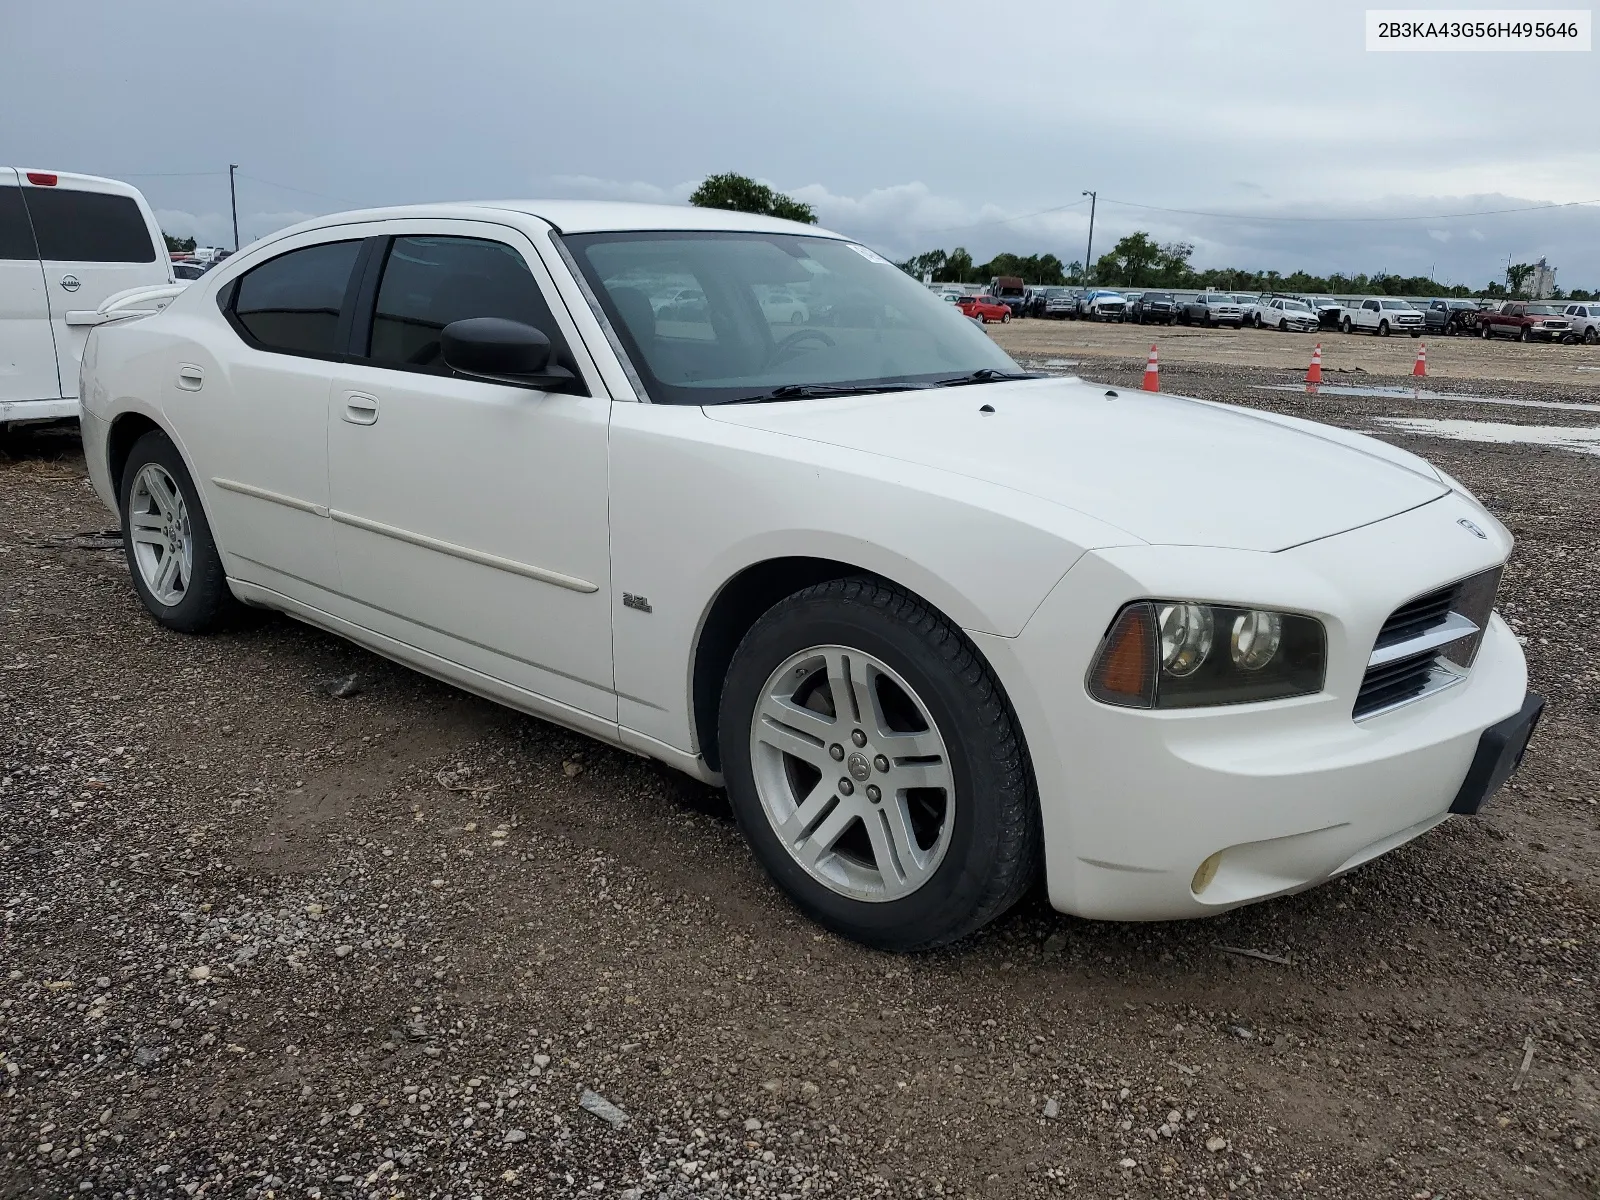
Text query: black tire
1001 311 1010 323
1482 322 1492 340
718 577 1040 951
118 429 240 634
1378 320 1390 337
1410 330 1421 338
1519 327 1531 343
1586 327 1598 345
1278 319 1288 332
1341 317 1353 334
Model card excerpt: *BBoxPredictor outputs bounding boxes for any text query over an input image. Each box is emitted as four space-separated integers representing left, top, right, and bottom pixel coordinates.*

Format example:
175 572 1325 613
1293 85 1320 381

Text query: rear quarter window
229 240 363 358
23 188 156 263
0 186 38 260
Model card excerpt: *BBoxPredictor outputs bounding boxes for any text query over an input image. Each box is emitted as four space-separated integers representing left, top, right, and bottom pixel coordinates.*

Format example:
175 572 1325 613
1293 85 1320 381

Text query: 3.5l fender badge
1457 518 1487 539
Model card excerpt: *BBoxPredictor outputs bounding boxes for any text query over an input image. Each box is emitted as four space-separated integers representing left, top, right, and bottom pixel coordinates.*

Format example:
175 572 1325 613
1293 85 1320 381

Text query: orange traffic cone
1413 344 1427 378
1142 344 1160 391
1305 343 1323 387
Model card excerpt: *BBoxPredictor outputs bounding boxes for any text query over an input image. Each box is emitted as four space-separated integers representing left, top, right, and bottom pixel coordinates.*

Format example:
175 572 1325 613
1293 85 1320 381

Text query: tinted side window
0 186 38 260
232 240 362 357
23 188 156 263
367 236 567 374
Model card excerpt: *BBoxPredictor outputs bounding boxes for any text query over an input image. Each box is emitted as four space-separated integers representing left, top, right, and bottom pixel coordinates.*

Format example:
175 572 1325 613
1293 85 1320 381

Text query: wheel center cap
846 752 871 782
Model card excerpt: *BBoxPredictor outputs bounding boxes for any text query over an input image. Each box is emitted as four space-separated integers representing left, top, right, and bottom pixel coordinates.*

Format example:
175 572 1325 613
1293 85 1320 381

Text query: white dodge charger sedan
79 201 1541 950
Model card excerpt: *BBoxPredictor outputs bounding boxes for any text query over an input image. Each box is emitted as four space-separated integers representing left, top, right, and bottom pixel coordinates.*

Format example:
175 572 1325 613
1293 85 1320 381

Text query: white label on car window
846 243 893 265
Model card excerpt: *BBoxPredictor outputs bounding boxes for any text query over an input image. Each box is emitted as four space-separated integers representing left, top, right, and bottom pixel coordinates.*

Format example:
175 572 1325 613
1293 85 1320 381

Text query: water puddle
1371 417 1600 456
1252 383 1600 413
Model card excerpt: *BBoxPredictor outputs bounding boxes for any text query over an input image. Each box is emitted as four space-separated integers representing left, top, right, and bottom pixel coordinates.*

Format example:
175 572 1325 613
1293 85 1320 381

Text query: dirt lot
3 344 1598 1198
990 316 1600 386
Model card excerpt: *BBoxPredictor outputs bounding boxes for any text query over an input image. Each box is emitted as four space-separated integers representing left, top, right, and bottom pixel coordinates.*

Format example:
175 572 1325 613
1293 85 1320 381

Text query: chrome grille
1354 565 1504 720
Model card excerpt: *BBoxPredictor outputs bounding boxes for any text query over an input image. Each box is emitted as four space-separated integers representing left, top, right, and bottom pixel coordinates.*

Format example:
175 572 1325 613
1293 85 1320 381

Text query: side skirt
228 578 721 786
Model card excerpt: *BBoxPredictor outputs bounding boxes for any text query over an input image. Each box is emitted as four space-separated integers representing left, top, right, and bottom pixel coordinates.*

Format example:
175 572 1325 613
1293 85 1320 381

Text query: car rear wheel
1482 322 1492 339
718 578 1040 951
119 429 240 634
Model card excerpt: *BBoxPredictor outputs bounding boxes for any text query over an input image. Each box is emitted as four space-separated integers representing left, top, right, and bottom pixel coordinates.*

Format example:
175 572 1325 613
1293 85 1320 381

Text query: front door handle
176 364 204 391
342 392 379 425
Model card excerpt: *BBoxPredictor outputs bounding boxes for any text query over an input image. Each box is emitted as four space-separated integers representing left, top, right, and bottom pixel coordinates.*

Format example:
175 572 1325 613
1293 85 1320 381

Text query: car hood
703 378 1449 552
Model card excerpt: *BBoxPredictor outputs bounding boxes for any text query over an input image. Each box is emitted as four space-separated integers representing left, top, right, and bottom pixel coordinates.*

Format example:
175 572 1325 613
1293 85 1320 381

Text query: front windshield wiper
723 383 922 405
927 368 1041 388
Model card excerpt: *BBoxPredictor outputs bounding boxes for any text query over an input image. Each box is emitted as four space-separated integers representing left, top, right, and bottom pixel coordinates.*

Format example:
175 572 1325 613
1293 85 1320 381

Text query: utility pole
1081 190 1097 285
229 164 240 251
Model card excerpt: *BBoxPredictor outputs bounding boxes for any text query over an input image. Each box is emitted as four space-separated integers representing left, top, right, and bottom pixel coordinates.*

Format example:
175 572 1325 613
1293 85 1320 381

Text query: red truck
1478 302 1574 343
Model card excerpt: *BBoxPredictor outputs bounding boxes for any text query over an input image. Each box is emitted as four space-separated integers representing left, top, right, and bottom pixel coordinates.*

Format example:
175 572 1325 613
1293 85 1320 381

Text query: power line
114 171 227 179
918 196 1090 238
235 172 363 207
1100 196 1600 223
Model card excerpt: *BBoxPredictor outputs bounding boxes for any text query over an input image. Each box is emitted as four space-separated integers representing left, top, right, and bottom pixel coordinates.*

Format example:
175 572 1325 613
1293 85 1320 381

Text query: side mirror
440 317 576 390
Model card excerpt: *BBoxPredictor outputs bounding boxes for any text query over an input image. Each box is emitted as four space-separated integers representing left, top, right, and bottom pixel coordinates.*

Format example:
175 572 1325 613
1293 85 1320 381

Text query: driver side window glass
367 236 565 375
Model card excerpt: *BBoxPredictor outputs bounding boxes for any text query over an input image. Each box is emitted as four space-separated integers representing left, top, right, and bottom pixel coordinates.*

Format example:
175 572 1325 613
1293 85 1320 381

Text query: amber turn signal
1087 602 1157 707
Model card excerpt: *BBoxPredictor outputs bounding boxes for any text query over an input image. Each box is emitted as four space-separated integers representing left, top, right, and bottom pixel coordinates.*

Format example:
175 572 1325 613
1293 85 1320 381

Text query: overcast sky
4 0 1597 288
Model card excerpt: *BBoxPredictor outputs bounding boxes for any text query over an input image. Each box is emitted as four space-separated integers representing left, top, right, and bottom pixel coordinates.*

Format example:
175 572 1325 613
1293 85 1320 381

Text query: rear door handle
342 391 379 425
176 364 204 391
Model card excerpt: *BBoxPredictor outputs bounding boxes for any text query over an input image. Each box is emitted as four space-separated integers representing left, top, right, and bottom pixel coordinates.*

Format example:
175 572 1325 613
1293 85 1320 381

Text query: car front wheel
718 578 1039 951
1519 327 1531 342
1586 328 1598 345
1378 320 1390 337
1001 311 1011 323
119 429 240 633
1341 317 1353 334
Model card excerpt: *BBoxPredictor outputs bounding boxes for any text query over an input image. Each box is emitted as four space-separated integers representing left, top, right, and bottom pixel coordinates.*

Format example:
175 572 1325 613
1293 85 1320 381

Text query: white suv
1562 302 1600 345
1 169 175 426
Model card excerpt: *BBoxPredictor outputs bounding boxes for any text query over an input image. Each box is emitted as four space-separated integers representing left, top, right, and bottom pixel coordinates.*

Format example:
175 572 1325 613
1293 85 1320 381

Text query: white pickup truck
1339 297 1424 338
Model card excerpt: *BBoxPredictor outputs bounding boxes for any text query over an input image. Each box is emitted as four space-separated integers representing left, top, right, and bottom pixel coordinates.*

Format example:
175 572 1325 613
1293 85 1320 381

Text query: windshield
1282 301 1311 312
1380 299 1413 309
565 231 1020 405
1526 304 1560 315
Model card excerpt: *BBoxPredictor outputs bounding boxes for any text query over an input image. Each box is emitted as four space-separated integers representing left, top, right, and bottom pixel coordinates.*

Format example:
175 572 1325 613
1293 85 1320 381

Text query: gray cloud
5 0 1595 288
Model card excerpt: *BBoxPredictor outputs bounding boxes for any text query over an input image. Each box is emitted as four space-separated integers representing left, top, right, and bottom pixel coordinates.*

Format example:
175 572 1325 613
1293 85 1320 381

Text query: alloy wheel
127 463 193 607
748 645 955 903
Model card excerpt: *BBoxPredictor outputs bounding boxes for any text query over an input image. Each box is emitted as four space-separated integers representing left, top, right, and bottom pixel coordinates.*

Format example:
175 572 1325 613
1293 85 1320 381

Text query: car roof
268 199 848 240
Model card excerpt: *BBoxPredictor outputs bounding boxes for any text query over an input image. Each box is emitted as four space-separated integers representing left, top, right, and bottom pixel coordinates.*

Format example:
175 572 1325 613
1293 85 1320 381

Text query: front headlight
1087 601 1326 709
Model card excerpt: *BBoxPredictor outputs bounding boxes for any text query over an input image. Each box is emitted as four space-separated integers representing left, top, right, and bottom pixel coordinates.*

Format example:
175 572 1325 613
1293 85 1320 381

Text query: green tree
944 247 976 283
897 249 949 280
1506 262 1535 297
689 173 817 224
1572 288 1593 301
163 232 196 254
1100 232 1163 286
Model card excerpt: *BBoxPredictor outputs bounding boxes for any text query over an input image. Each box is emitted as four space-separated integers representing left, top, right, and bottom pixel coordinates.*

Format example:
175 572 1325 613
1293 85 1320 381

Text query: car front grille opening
1354 565 1503 720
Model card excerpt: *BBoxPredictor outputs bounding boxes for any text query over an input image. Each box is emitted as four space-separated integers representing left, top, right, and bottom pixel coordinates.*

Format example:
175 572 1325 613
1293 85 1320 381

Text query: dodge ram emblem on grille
1457 518 1487 539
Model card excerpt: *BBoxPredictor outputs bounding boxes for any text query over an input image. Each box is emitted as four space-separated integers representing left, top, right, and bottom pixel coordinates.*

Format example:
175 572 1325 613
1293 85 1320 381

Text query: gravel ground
2 360 1597 1199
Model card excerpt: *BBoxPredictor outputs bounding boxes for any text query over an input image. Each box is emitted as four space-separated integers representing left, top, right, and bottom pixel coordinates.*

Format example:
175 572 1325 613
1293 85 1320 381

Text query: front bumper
971 491 1530 920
